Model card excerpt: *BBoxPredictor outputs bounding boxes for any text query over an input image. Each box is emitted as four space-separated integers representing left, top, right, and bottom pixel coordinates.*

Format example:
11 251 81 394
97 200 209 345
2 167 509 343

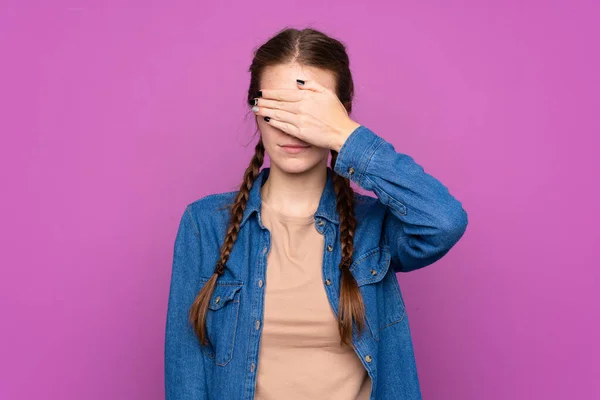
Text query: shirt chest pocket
198 277 244 366
349 245 406 341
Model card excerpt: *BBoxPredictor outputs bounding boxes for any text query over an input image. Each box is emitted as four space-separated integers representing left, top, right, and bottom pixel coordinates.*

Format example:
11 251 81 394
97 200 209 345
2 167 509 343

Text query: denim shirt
165 125 468 400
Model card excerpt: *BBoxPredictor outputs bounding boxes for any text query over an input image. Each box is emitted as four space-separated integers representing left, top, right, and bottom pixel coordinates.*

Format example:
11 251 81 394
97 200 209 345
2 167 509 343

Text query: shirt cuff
333 125 385 187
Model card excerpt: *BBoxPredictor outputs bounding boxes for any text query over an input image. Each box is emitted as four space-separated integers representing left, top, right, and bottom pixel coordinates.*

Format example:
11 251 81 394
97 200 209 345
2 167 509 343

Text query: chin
271 156 326 174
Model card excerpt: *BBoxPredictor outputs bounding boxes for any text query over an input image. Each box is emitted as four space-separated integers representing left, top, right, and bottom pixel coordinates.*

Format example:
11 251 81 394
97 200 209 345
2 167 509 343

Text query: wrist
332 120 361 152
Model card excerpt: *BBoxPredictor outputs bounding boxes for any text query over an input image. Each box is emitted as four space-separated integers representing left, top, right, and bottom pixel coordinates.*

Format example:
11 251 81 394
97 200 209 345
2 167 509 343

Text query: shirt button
365 355 372 363
255 320 261 330
348 167 355 175
250 363 255 372
370 269 377 275
215 296 221 304
258 279 263 288
327 244 333 252
317 220 325 226
325 279 331 285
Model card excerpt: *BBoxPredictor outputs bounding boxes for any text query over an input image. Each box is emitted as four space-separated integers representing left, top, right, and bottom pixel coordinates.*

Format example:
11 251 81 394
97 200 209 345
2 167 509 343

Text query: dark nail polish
264 116 270 122
252 98 258 106
257 90 262 97
296 79 305 85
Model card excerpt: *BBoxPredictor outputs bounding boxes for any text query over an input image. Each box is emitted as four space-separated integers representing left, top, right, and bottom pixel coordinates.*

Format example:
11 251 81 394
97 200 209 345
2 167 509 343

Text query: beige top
254 198 372 400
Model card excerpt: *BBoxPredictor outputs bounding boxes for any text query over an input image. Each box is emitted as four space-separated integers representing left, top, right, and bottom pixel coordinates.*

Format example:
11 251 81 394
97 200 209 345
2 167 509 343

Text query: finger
263 116 300 137
253 105 301 128
259 88 303 102
296 79 329 94
253 97 300 114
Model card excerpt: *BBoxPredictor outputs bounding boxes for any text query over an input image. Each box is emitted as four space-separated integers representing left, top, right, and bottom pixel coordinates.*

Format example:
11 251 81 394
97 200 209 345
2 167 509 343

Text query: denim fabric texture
165 125 469 400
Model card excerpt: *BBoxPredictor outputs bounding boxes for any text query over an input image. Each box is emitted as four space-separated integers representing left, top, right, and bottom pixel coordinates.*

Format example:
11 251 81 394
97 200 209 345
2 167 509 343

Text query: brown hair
189 27 364 347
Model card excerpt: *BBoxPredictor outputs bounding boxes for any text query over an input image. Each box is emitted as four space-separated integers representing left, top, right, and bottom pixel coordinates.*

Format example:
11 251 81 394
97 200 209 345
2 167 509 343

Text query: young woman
165 27 468 400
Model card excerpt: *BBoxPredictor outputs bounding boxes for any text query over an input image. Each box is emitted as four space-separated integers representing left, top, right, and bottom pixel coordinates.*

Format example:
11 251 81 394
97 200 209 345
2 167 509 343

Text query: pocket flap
206 280 244 311
349 245 391 286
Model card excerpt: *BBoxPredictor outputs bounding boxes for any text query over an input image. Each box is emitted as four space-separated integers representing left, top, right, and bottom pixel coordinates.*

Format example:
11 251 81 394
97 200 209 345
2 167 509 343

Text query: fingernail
296 79 305 85
252 106 259 112
257 90 262 97
264 116 270 122
251 98 258 106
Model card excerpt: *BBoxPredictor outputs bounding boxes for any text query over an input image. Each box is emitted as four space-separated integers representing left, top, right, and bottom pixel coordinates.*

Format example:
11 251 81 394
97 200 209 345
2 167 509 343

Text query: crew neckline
261 198 316 225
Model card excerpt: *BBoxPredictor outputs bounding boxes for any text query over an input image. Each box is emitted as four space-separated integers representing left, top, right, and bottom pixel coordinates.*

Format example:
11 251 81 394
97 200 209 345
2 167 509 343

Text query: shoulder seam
185 204 201 237
189 190 237 206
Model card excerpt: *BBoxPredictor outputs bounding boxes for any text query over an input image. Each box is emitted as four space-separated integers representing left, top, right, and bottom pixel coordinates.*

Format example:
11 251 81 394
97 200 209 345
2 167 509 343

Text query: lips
280 143 311 154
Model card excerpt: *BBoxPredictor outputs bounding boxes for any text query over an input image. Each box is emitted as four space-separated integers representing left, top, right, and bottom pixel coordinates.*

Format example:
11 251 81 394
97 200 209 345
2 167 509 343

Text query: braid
330 150 366 347
189 138 265 346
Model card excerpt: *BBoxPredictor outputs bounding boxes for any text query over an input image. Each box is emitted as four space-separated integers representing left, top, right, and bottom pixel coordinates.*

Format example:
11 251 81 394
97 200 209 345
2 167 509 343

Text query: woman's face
257 62 336 174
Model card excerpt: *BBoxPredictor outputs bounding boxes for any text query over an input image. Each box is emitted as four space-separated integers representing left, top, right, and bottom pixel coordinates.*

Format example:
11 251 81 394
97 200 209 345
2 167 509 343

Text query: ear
296 79 329 93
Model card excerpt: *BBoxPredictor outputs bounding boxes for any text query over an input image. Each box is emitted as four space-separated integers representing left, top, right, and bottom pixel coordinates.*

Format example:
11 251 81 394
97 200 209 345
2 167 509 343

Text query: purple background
1 1 599 399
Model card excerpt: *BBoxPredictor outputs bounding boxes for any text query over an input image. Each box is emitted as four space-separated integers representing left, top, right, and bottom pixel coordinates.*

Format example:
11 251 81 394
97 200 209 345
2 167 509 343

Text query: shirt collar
240 166 340 228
